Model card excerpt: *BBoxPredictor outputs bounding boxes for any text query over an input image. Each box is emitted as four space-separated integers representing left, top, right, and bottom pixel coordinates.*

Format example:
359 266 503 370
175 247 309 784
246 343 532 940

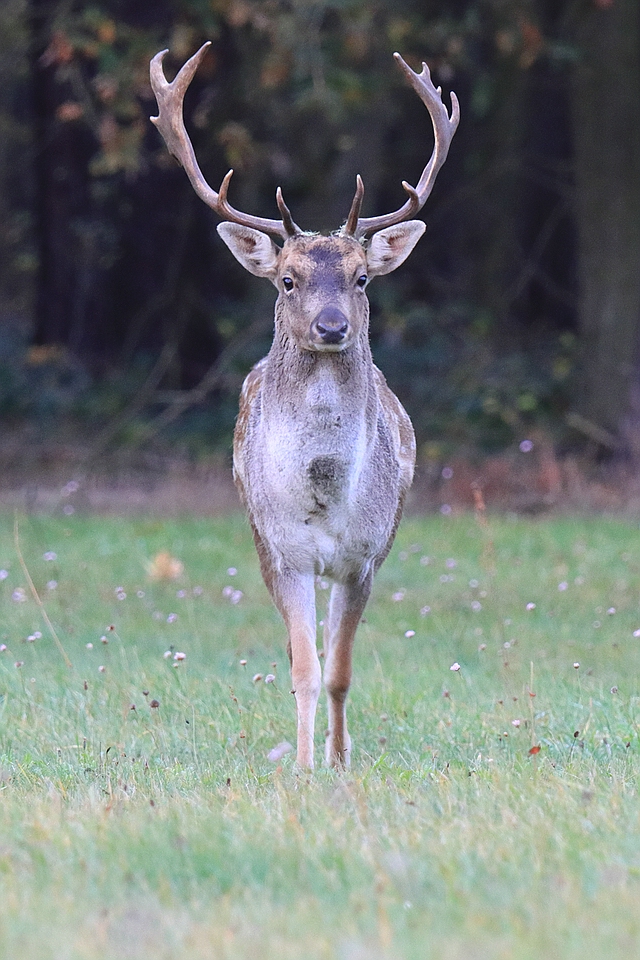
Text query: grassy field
1 507 640 959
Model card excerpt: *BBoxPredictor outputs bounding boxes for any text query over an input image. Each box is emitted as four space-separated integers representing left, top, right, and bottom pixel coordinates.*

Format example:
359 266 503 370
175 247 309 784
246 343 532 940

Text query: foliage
2 0 638 452
1 510 640 956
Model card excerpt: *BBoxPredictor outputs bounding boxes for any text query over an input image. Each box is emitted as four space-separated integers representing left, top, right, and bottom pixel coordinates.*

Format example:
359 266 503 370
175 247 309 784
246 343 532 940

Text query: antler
342 52 460 240
150 43 301 240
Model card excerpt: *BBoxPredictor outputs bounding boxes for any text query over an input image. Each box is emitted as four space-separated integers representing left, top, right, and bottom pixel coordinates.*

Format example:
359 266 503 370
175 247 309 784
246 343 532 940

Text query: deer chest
239 412 399 579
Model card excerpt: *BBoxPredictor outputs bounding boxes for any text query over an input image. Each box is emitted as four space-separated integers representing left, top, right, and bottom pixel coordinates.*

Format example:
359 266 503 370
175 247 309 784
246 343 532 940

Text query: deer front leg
274 571 321 769
323 573 372 768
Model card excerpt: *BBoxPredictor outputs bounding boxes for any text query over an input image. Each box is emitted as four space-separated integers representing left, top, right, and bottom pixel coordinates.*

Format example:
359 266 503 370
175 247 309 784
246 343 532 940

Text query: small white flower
0 570 8 580
511 719 521 727
47 580 57 591
420 605 431 616
163 650 172 659
573 662 580 669
607 607 616 615
12 588 27 603
558 581 568 592
98 665 106 673
43 551 57 562
167 613 178 623
450 662 461 672
446 559 457 569
526 602 536 611
404 630 415 638
519 439 533 453
230 590 243 605
441 466 453 479
173 651 186 661
471 601 482 612
227 567 237 577
86 643 93 649
264 673 276 683
392 590 406 602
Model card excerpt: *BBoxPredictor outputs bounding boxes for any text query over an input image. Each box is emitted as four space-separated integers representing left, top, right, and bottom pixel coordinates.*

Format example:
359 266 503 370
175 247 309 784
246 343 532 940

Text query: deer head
216 226 424 353
150 44 458 355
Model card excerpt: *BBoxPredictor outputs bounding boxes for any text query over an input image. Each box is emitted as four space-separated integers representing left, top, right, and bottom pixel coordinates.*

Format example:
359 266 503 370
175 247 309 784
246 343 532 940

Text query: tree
570 0 640 445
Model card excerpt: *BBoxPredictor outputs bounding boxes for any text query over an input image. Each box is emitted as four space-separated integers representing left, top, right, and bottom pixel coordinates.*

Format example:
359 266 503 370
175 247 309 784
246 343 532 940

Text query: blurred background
1 0 639 510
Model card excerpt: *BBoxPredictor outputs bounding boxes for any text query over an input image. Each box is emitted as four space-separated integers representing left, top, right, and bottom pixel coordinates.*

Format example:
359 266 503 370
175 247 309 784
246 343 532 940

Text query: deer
150 43 459 769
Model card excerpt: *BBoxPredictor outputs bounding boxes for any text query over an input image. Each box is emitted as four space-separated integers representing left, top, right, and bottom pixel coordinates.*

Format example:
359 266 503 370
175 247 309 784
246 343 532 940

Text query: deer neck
263 328 375 423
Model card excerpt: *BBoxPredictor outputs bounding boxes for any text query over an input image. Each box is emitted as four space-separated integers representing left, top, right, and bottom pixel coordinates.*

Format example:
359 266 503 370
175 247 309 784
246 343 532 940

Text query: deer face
218 221 426 353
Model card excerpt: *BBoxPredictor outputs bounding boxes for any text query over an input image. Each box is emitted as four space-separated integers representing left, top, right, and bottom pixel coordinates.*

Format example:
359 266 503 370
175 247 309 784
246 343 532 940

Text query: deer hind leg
323 573 372 768
271 571 320 769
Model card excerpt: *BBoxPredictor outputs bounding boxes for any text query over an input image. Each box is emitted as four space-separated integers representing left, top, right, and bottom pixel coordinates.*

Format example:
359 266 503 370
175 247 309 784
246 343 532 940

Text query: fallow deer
150 43 459 768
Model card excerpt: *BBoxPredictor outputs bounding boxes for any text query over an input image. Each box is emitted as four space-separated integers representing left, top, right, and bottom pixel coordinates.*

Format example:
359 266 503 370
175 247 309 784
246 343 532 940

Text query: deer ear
366 221 426 277
217 223 280 281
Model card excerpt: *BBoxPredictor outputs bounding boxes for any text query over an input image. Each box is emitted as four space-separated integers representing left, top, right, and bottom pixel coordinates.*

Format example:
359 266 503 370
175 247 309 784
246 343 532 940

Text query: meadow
1 507 640 959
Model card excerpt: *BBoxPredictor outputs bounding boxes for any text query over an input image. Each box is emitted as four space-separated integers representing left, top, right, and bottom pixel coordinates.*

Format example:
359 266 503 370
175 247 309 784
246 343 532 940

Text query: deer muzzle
310 307 350 349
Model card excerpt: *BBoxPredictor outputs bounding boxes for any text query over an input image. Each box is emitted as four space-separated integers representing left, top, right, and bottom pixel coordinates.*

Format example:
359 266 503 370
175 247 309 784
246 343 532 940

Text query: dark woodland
1 0 639 477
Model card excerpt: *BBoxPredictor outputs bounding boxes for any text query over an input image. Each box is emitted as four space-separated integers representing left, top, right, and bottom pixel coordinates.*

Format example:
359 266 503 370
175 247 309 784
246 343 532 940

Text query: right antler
150 43 301 240
342 53 460 239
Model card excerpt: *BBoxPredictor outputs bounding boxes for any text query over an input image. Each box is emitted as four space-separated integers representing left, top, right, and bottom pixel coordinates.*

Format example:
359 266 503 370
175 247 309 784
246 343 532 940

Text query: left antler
342 53 460 239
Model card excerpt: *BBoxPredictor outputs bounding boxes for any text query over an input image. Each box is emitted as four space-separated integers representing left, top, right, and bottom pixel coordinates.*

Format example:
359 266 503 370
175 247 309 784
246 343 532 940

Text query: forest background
1 0 639 499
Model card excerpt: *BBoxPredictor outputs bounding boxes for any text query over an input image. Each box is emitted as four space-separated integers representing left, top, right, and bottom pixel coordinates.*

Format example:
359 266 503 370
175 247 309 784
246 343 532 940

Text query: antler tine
352 52 459 239
342 174 365 237
275 187 299 237
150 43 301 240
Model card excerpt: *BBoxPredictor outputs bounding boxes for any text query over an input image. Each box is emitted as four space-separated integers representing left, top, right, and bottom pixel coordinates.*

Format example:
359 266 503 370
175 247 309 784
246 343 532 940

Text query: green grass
1 508 640 958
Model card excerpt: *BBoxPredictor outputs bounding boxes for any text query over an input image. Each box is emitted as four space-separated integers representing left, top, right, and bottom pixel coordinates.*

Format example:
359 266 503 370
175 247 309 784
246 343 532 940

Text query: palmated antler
150 43 301 240
342 53 460 240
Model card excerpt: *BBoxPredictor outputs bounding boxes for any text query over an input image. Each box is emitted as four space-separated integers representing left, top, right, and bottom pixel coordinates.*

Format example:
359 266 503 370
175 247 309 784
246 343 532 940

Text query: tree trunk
571 0 640 441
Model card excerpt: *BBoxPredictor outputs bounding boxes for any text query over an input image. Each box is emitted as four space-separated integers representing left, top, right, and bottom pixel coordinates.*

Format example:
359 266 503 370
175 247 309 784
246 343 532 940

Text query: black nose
311 307 349 345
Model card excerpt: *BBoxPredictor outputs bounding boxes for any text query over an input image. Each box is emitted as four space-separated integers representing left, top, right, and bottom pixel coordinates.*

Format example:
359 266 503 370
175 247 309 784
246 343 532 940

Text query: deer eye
282 276 294 292
356 275 368 288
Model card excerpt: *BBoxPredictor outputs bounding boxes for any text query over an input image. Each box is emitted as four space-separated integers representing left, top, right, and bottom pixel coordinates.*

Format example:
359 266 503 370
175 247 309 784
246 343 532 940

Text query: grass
1 507 640 958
